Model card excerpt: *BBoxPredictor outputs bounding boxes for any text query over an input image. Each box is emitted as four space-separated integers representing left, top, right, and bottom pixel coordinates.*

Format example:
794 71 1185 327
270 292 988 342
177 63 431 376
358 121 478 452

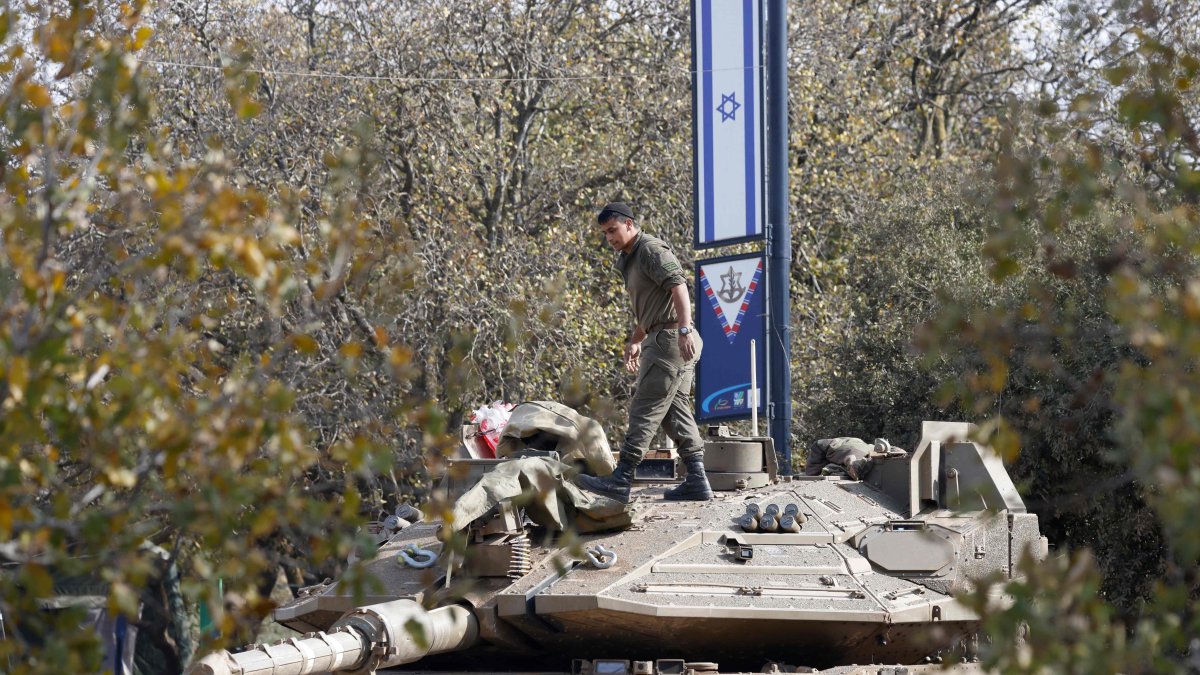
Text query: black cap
597 201 635 224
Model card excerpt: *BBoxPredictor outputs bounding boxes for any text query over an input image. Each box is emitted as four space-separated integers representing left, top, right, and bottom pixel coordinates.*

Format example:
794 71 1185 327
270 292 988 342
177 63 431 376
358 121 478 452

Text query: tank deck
483 477 984 668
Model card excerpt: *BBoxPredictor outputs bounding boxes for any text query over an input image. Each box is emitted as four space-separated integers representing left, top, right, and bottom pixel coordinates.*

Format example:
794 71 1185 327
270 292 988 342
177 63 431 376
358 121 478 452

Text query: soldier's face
599 217 637 252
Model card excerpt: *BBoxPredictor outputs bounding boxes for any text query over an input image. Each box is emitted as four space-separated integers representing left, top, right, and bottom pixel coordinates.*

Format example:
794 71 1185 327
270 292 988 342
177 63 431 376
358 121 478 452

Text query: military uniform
804 437 873 479
617 233 705 466
577 203 713 503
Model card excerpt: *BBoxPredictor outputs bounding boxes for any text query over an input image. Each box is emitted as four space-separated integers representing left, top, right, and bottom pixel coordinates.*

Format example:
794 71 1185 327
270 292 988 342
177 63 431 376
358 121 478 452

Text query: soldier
804 437 899 480
575 202 712 503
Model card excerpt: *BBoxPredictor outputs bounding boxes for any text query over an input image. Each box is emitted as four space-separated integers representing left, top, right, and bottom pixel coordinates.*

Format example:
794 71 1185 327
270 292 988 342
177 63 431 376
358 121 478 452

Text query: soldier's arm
669 284 696 360
624 325 647 373
669 283 692 331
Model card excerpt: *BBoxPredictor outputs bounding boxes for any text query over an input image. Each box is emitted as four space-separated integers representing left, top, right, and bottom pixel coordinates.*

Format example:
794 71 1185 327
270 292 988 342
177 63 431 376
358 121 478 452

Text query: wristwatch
679 326 692 335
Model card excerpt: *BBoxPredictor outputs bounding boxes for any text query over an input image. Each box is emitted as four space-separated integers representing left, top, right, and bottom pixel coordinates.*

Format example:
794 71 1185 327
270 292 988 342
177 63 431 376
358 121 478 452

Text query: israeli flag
693 0 764 248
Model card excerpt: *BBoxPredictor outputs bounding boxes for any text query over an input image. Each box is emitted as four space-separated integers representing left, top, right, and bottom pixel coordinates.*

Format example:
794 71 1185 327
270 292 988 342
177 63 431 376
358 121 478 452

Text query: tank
189 421 1047 675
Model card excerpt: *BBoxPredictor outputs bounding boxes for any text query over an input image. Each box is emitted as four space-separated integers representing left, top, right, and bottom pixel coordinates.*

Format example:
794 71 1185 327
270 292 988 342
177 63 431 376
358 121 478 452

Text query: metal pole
766 0 792 471
750 339 758 436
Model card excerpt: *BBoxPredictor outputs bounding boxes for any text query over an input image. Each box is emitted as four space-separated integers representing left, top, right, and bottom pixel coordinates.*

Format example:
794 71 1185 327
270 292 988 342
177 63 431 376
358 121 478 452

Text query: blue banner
695 252 766 421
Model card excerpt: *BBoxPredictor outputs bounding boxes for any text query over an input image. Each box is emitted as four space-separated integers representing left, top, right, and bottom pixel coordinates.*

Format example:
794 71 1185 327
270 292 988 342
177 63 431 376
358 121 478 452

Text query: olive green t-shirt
617 233 688 332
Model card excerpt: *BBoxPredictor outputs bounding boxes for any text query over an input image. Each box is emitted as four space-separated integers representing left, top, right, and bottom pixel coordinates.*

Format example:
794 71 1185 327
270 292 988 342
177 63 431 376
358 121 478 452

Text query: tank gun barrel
188 600 478 675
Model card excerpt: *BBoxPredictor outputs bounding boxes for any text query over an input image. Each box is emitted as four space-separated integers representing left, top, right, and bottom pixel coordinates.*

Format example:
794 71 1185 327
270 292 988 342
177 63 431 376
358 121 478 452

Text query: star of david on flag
717 92 740 122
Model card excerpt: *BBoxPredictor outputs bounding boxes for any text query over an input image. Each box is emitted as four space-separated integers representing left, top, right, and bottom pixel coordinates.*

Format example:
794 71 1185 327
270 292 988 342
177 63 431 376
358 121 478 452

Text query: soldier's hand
679 332 695 361
624 342 641 373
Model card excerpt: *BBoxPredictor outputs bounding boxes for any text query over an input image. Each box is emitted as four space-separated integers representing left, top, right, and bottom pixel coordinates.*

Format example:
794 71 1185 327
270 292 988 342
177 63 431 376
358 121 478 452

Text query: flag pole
766 0 791 470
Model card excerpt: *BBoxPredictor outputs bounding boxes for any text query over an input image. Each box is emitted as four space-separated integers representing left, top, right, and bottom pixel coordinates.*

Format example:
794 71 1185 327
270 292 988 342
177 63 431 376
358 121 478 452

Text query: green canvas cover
496 401 616 477
451 457 636 534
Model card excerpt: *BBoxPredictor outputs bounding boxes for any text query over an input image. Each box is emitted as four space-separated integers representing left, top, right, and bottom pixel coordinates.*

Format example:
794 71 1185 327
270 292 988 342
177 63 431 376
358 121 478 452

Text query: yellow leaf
47 31 72 63
270 223 300 246
389 346 412 367
7 356 27 403
0 497 12 537
340 342 363 358
23 83 51 108
291 334 318 354
237 99 262 120
105 466 137 488
986 356 1009 393
25 564 54 596
109 581 141 617
132 26 153 51
236 238 266 277
250 507 276 537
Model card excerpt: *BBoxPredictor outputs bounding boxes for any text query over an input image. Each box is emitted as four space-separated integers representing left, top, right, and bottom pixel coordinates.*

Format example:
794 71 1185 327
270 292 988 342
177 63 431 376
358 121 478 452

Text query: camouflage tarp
496 401 616 477
451 457 636 533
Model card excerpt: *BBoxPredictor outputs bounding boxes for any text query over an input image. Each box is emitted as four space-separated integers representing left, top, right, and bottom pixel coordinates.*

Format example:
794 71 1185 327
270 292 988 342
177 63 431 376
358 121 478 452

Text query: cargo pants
621 328 705 466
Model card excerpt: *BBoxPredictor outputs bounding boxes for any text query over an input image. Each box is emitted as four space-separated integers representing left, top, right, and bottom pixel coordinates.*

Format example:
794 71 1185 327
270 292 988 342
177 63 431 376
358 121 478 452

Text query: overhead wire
135 57 767 84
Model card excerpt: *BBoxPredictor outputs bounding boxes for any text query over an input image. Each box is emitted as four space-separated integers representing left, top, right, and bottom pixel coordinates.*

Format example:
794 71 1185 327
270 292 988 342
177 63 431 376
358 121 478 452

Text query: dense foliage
2 0 1198 673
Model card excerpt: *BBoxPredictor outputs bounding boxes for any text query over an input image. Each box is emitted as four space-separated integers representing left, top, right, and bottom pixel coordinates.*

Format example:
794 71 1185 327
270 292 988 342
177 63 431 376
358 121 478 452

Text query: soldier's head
597 202 639 253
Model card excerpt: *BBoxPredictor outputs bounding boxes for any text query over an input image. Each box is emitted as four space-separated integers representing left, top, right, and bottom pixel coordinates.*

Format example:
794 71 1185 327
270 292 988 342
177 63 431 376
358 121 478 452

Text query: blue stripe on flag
702 0 714 243
742 0 756 237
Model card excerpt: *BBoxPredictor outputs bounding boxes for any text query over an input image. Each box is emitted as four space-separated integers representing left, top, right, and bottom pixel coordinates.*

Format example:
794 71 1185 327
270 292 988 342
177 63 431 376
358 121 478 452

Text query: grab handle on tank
585 544 617 569
399 544 439 568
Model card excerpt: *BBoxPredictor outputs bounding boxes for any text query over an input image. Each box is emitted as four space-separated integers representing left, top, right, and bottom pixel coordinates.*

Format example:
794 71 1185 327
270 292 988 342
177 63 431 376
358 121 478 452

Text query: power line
135 57 767 84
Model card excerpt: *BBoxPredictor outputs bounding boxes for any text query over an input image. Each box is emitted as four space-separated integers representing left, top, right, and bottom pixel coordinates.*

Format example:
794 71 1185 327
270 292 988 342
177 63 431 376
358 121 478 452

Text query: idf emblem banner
692 0 765 248
695 252 766 421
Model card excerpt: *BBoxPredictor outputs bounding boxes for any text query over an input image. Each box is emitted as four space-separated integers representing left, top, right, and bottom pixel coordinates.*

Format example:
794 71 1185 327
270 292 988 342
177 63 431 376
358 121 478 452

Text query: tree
785 0 1051 446
8 1 1194 671
921 3 1200 670
1 3 403 672
143 0 698 450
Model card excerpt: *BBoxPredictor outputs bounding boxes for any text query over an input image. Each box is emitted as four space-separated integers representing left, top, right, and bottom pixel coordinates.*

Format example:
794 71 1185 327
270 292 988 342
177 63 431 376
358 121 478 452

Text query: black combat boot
664 455 713 501
575 458 637 504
